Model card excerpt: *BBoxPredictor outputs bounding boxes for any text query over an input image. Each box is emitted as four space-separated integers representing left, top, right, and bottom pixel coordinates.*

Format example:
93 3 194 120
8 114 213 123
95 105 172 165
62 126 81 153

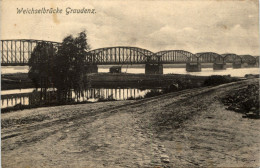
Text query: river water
1 65 259 109
1 66 260 77
1 88 153 109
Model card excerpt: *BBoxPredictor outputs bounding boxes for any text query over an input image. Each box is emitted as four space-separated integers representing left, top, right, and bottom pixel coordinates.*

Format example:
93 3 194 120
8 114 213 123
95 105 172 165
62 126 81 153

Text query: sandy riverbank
2 79 259 167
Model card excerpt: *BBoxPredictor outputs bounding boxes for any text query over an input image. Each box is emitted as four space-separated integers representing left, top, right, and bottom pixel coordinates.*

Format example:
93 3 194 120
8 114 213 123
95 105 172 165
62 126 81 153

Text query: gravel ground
2 79 259 168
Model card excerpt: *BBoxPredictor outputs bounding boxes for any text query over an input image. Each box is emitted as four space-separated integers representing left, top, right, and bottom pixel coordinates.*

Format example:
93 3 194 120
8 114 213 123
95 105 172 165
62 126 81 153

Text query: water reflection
1 88 35 95
1 88 154 109
1 95 29 108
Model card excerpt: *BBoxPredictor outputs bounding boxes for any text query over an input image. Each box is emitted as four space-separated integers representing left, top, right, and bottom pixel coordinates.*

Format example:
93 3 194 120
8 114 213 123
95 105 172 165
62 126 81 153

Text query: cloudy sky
1 0 259 55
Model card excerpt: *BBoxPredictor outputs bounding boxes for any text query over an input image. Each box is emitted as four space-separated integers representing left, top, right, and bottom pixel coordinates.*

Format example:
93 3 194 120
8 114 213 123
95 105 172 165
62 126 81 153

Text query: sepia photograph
1 0 260 167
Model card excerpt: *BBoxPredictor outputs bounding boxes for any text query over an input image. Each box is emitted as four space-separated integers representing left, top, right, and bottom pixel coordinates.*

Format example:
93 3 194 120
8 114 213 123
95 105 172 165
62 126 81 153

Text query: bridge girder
155 50 198 63
222 53 242 63
196 52 225 63
239 55 257 64
0 39 60 65
86 46 154 64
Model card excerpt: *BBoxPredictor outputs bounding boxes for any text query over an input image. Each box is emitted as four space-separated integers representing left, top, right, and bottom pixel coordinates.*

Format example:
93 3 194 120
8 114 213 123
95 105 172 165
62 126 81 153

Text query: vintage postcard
1 0 259 167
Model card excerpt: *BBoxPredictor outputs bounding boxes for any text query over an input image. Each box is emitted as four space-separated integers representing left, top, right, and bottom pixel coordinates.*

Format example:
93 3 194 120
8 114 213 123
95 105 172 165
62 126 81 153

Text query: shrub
222 83 259 115
144 90 163 98
203 75 232 86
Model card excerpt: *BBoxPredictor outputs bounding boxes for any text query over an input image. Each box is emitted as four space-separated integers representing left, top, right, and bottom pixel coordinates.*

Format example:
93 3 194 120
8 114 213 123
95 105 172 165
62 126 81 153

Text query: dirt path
2 79 259 167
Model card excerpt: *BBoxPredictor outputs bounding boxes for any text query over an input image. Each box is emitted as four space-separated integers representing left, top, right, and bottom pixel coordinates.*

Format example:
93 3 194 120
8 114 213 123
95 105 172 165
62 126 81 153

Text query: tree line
28 31 90 102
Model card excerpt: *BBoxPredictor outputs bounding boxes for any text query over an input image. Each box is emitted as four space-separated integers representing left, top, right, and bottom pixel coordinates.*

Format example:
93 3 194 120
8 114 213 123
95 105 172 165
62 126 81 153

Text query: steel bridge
0 39 60 66
1 39 259 66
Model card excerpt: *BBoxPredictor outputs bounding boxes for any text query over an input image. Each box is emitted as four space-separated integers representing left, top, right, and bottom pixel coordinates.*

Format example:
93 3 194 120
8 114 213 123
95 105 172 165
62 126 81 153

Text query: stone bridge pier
145 64 163 74
85 64 98 73
241 63 257 68
186 62 201 72
232 62 242 69
213 63 227 70
247 62 257 67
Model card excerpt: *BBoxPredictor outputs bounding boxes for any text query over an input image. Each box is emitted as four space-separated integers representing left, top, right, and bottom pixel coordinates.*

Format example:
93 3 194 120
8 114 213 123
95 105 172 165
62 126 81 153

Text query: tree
28 42 55 99
53 31 90 101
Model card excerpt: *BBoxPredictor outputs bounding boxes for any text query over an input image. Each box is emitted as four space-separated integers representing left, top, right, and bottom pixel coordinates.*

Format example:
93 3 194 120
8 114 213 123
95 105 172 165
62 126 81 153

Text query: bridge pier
213 63 226 70
85 64 98 73
241 63 248 68
247 63 257 67
232 63 242 69
145 64 163 74
186 63 201 72
241 63 257 68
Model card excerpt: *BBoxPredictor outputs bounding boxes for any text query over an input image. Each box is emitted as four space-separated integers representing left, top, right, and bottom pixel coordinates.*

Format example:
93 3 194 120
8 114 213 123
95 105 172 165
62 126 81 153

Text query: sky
1 0 259 55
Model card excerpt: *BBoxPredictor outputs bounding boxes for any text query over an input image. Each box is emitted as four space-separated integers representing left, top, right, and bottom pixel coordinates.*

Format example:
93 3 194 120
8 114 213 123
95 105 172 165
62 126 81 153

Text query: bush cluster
203 75 236 86
222 83 259 117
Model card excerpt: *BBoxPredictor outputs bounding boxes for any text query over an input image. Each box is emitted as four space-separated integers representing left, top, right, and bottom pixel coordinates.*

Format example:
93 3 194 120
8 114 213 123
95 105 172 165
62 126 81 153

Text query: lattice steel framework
240 55 257 64
196 52 226 63
155 50 198 63
0 39 60 65
1 39 259 66
222 54 242 63
86 46 154 64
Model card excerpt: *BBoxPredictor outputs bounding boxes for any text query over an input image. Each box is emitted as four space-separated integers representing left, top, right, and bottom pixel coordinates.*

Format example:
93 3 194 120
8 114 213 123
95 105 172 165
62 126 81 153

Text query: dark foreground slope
2 79 259 168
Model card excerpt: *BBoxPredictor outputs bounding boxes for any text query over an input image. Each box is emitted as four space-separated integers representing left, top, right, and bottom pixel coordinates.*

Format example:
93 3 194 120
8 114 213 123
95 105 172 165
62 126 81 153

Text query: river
1 65 259 109
1 66 260 77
